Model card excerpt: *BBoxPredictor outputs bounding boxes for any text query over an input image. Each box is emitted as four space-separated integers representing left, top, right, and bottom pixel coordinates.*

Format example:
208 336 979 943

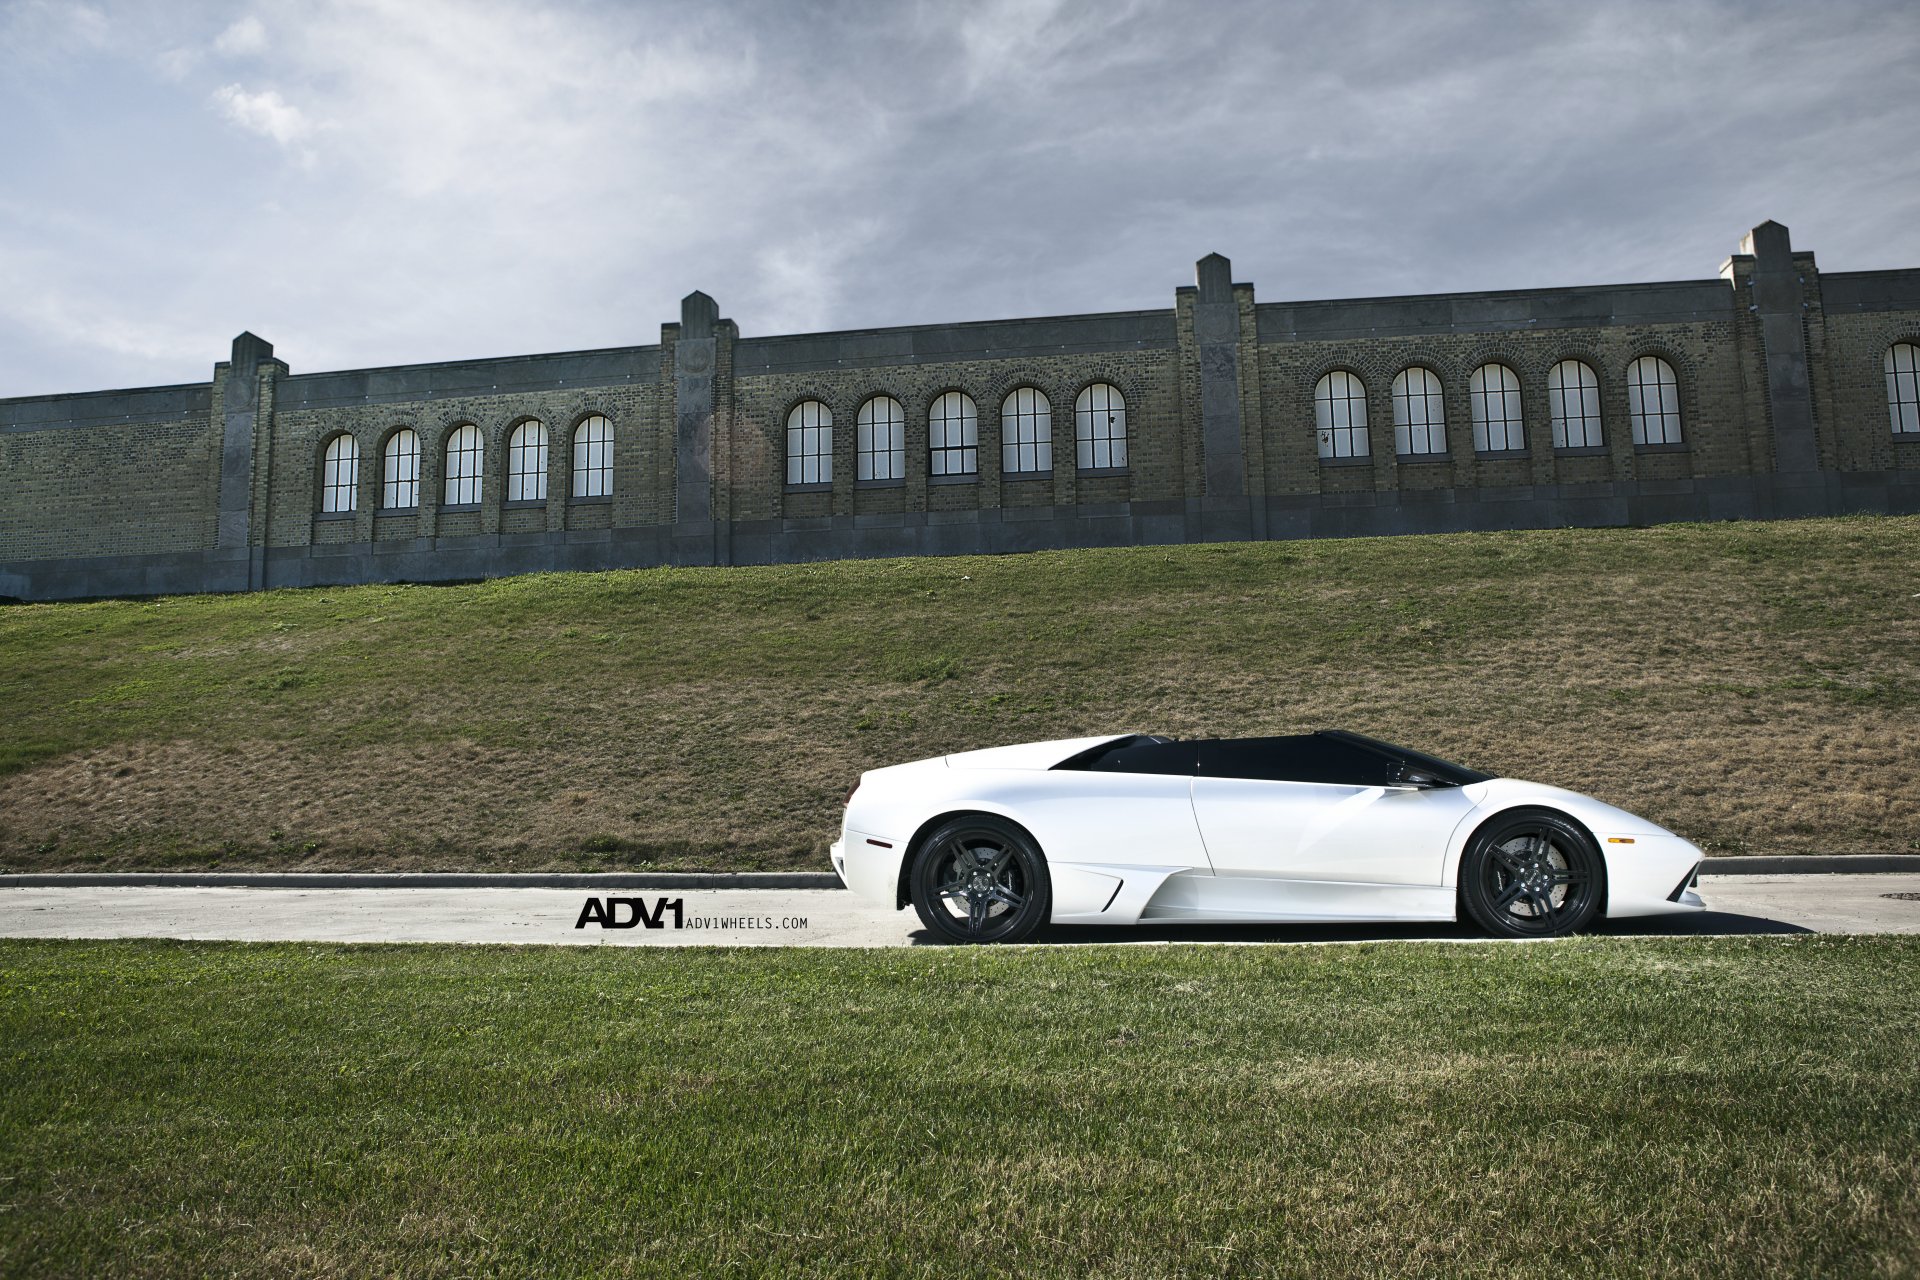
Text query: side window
1199 737 1398 786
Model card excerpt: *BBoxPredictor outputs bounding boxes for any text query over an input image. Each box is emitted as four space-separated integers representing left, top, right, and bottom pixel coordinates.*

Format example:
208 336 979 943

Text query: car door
1015 737 1212 872
1188 737 1474 886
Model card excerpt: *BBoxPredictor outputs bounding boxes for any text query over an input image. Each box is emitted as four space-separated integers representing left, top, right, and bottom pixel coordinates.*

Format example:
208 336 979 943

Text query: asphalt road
0 873 1914 947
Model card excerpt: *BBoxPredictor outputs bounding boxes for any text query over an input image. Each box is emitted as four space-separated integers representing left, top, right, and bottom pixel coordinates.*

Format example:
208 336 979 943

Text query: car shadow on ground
907 910 1814 946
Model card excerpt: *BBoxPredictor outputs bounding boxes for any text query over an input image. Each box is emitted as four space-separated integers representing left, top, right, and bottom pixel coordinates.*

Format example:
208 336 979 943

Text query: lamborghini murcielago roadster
830 731 1706 944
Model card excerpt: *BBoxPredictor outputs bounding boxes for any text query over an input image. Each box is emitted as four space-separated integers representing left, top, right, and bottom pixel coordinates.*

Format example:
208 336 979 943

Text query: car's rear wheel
910 816 1050 945
1459 809 1604 938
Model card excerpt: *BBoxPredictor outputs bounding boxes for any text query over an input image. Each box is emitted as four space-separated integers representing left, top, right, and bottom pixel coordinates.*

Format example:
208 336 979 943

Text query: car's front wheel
910 815 1051 944
1459 809 1604 938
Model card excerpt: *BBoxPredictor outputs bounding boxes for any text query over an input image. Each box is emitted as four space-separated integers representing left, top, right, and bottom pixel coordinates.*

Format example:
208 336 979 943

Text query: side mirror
1397 768 1443 790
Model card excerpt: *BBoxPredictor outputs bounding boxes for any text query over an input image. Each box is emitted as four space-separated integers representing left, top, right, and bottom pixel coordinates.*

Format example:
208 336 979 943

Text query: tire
910 815 1051 945
1459 808 1605 939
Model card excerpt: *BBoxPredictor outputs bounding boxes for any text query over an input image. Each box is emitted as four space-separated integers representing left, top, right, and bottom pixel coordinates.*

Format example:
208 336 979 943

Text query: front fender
1443 779 1703 917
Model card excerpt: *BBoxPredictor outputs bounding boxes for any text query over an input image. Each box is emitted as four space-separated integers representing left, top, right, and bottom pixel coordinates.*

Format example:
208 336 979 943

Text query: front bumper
1602 832 1708 917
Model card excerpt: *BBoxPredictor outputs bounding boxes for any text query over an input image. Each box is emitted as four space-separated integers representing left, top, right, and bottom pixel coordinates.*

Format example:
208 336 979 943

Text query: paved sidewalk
0 874 1914 948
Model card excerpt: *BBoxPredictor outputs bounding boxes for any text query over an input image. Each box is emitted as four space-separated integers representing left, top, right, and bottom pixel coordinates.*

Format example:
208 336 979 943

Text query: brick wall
3 221 1918 600
0 412 218 561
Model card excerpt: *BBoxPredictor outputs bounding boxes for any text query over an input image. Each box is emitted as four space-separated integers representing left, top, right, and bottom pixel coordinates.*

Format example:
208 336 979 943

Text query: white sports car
831 731 1707 944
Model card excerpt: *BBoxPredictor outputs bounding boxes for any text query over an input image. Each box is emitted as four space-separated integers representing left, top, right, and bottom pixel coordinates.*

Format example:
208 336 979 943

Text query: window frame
784 400 833 489
506 419 549 503
381 428 421 511
571 414 614 500
1547 359 1605 451
319 433 359 515
1392 366 1448 457
1000 386 1053 477
1074 382 1128 472
1469 363 1526 455
928 390 979 481
443 423 484 507
1626 355 1685 448
1314 370 1371 462
856 396 906 485
1887 342 1920 436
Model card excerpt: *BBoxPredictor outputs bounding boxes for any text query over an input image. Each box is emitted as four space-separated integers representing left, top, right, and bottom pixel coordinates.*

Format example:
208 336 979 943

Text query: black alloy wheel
1459 809 1604 938
910 816 1051 945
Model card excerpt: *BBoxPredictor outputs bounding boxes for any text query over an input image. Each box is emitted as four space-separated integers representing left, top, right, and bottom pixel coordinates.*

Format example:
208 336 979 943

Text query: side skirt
1137 871 1457 924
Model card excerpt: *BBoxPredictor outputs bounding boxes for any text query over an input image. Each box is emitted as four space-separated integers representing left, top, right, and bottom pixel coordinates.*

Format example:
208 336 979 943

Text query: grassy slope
1 937 1917 1277
0 515 1915 872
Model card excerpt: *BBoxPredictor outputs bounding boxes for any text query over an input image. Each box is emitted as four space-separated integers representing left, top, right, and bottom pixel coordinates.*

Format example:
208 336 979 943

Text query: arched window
381 428 420 509
1887 342 1920 435
444 424 483 505
1074 383 1127 470
1626 356 1683 445
1001 387 1052 474
572 415 613 498
857 396 905 482
929 391 978 477
785 401 832 486
1314 371 1370 459
1469 364 1524 453
1392 367 1446 456
1547 360 1603 449
507 419 548 501
320 434 358 513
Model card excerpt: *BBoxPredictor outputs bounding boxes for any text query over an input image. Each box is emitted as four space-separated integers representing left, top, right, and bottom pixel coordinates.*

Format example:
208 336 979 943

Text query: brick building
2 220 1916 601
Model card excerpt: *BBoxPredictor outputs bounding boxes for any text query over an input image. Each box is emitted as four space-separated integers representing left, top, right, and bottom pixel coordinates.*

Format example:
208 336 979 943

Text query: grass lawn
0 936 1916 1277
0 514 1915 872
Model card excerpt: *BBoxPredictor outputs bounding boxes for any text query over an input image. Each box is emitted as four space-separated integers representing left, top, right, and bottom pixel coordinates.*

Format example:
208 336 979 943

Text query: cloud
1 0 1919 397
753 221 889 336
211 83 312 148
213 14 267 56
1 0 109 63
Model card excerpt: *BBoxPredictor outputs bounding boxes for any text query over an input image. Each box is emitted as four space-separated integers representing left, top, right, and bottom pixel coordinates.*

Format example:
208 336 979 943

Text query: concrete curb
1695 855 1920 876
0 871 846 890
1 856 1917 889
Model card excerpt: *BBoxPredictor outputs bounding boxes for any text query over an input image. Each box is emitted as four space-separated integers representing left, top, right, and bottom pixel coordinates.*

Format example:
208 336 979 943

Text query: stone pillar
217 331 275 591
1193 253 1247 500
1741 221 1820 473
675 291 718 526
673 290 725 563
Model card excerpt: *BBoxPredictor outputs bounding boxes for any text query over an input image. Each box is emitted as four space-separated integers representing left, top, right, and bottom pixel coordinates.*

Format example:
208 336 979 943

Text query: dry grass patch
0 515 1915 871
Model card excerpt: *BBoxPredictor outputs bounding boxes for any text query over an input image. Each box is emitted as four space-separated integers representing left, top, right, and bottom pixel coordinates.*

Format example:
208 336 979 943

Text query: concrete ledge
1695 855 1920 876
0 871 845 890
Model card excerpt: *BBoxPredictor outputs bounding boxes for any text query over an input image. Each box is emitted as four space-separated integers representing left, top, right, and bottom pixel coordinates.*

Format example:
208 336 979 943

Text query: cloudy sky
2 0 1916 397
